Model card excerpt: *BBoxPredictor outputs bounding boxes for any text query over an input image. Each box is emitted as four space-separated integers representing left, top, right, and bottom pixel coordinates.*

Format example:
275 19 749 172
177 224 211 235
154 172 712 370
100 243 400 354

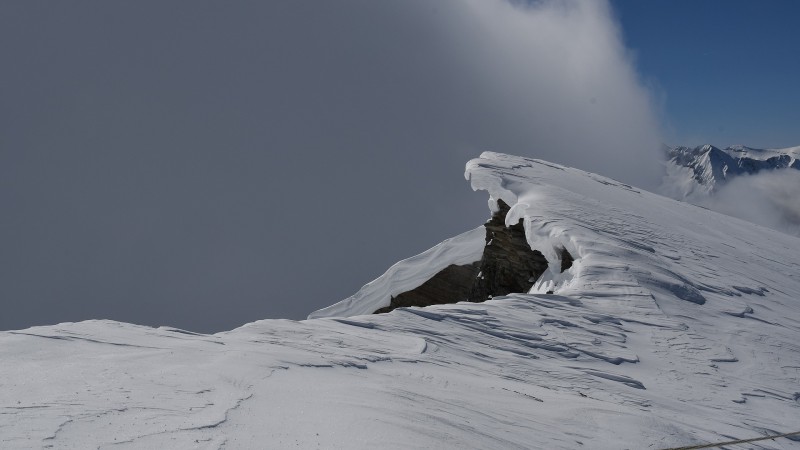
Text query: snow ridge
2 152 800 449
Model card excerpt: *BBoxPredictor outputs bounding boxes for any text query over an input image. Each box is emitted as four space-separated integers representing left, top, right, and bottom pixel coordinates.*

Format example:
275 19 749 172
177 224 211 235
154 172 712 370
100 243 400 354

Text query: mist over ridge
661 144 800 237
0 0 666 331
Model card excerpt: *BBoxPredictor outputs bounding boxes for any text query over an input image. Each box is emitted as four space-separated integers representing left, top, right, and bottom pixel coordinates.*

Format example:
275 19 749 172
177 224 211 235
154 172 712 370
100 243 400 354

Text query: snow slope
2 152 800 449
308 226 486 319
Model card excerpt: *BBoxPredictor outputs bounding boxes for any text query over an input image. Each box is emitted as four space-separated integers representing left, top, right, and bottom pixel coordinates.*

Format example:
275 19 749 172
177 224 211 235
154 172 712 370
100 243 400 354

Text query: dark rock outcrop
559 247 574 272
374 199 550 314
467 200 549 302
373 262 480 314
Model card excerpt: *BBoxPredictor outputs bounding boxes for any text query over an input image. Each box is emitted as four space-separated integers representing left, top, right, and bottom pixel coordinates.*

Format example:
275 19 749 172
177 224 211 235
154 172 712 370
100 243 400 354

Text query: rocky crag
375 200 553 314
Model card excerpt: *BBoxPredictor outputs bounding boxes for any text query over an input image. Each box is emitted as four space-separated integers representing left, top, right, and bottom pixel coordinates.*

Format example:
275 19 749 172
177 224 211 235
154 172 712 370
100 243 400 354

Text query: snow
308 226 486 319
661 144 800 198
2 152 800 449
728 144 800 161
660 144 800 237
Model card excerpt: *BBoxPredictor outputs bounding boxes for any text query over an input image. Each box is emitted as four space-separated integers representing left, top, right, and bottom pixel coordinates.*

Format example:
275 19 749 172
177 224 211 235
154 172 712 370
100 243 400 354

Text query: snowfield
2 152 800 449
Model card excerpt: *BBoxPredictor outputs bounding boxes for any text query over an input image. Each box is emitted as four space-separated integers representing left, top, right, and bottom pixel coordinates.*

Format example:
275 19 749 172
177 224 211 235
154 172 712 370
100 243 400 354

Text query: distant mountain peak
661 143 800 198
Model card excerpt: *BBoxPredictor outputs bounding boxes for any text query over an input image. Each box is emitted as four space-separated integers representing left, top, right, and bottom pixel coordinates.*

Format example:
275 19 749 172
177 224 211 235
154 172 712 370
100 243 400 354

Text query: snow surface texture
3 152 800 449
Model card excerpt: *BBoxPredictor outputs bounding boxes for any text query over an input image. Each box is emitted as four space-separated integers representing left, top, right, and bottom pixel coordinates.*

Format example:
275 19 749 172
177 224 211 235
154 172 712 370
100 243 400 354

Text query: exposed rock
374 199 550 314
559 247 574 272
373 262 480 314
467 200 548 302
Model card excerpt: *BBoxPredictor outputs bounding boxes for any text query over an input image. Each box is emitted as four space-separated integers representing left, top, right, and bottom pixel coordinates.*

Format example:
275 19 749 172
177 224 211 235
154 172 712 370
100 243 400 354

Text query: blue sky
612 0 800 148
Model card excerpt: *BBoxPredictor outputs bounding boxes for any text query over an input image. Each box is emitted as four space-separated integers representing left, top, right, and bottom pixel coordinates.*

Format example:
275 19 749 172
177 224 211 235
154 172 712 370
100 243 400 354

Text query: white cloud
410 0 665 187
259 0 665 188
697 170 800 236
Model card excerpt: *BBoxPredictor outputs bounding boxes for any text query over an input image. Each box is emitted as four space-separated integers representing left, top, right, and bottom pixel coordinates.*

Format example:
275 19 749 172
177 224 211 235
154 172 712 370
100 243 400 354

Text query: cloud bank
246 0 665 186
696 171 800 236
432 0 665 187
0 0 664 331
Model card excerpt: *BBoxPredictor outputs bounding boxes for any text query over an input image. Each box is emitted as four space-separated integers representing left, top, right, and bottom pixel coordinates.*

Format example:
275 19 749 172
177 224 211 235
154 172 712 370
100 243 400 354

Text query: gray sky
1 0 662 332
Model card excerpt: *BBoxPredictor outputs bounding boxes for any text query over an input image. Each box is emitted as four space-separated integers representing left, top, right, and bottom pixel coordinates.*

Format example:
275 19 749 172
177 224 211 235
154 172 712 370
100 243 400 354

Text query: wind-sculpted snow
465 151 800 307
2 152 800 449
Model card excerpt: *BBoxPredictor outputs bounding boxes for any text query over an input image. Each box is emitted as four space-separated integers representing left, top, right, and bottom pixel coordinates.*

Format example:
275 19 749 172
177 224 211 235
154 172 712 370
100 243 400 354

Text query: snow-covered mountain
660 144 800 237
661 144 800 198
3 152 800 449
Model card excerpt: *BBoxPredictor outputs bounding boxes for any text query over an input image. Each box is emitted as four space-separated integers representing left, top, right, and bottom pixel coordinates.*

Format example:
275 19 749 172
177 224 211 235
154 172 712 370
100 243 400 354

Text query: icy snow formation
3 152 800 449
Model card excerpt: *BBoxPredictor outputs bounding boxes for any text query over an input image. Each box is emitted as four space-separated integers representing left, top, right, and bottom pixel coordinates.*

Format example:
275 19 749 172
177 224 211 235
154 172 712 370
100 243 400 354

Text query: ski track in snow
2 152 800 449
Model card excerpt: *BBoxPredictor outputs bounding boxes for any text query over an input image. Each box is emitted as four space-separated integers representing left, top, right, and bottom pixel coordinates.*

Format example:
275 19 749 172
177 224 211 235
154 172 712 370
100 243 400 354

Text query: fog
0 0 663 331
697 171 800 237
